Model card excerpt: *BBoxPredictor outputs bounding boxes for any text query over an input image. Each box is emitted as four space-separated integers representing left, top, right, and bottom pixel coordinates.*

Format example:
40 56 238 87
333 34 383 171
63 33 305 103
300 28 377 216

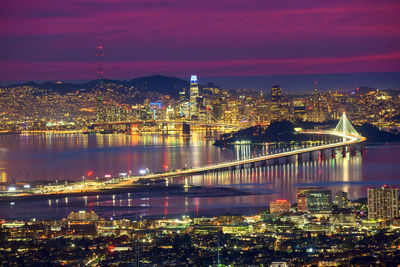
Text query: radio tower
96 44 103 80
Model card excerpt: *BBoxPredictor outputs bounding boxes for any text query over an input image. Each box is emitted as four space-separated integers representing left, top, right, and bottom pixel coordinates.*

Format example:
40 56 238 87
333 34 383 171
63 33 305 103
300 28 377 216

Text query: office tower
179 88 186 102
297 194 307 213
271 85 282 102
297 188 332 213
270 199 291 214
189 75 199 118
334 191 349 209
96 97 105 122
368 186 399 220
311 81 324 122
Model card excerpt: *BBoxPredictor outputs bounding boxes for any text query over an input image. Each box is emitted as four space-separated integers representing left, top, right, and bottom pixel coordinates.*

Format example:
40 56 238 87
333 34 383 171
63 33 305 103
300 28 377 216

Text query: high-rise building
179 88 186 102
334 191 349 209
311 81 324 122
271 85 282 102
96 97 105 122
189 75 199 118
297 188 332 213
368 186 399 220
297 194 307 213
270 199 291 214
306 189 332 212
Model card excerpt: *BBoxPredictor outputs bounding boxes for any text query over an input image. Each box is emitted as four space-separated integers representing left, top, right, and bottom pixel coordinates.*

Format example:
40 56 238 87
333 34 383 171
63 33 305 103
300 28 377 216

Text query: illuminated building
368 186 399 220
179 102 190 118
149 102 162 120
270 199 291 214
297 194 307 213
334 191 349 209
179 88 186 102
96 97 105 122
306 189 332 212
297 188 332 213
67 210 99 221
189 75 199 118
271 85 282 102
1 172 6 191
310 81 325 122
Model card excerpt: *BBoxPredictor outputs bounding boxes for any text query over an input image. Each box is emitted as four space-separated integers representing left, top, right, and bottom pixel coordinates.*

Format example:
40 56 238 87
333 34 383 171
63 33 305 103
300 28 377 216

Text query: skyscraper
311 81 324 122
96 97 105 122
179 88 186 102
189 75 199 118
368 186 399 220
297 188 332 213
271 85 282 102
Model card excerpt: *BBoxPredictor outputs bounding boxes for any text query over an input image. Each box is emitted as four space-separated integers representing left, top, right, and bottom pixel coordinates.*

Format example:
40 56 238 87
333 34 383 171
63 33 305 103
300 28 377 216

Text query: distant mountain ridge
1 75 195 98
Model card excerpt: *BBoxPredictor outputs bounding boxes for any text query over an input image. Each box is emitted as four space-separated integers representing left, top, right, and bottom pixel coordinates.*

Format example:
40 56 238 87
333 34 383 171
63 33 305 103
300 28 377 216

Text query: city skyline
1 1 400 265
1 0 400 85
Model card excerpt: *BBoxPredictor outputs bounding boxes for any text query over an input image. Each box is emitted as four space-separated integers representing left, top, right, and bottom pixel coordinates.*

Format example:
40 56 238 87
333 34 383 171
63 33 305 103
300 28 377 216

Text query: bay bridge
3 113 366 198
118 113 365 183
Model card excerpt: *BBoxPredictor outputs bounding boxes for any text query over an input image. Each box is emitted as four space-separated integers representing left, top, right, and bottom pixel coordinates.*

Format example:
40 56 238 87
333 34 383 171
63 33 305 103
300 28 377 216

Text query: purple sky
0 0 399 83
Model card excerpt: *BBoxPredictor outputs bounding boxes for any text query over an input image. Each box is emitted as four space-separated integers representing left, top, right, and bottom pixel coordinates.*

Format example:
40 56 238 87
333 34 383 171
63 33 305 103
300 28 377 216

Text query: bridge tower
332 112 360 154
333 112 359 136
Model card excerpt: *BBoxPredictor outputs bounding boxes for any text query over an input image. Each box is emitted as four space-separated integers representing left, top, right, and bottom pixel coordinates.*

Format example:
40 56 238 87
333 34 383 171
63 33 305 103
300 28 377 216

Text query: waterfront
0 133 399 220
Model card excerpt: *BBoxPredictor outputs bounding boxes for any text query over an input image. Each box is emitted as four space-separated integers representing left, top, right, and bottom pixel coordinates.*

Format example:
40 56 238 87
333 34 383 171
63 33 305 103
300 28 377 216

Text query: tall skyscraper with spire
189 75 199 118
312 81 324 122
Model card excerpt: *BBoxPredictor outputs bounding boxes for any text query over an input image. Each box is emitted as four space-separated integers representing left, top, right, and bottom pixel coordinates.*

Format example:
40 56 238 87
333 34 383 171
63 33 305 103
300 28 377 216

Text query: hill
1 75 191 98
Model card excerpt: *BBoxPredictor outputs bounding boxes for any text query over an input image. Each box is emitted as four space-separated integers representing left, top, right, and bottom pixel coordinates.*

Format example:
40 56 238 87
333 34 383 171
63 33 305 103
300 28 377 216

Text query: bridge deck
121 131 366 183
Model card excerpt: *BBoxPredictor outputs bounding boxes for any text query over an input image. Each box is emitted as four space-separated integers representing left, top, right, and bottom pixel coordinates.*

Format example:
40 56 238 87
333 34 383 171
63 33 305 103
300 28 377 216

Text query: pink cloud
1 52 399 81
0 0 399 81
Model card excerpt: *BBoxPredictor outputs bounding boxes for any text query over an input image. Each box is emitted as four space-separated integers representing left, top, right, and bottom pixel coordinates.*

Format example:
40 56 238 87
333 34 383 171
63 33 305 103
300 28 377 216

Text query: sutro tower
96 44 103 79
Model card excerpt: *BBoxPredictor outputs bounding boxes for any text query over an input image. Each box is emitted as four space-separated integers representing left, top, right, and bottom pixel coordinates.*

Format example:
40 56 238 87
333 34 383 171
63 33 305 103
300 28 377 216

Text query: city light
139 169 149 175
0 2 398 264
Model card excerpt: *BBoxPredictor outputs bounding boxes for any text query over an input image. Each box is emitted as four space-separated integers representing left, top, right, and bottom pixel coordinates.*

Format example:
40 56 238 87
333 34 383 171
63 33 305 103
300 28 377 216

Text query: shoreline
0 184 258 203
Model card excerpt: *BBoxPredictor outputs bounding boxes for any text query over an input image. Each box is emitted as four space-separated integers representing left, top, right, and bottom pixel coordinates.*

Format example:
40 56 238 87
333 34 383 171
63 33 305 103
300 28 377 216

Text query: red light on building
87 171 93 177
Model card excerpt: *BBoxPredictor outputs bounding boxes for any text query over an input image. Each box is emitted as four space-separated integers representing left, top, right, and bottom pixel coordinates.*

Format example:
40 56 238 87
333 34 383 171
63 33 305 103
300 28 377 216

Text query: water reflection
0 132 400 220
0 132 229 181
